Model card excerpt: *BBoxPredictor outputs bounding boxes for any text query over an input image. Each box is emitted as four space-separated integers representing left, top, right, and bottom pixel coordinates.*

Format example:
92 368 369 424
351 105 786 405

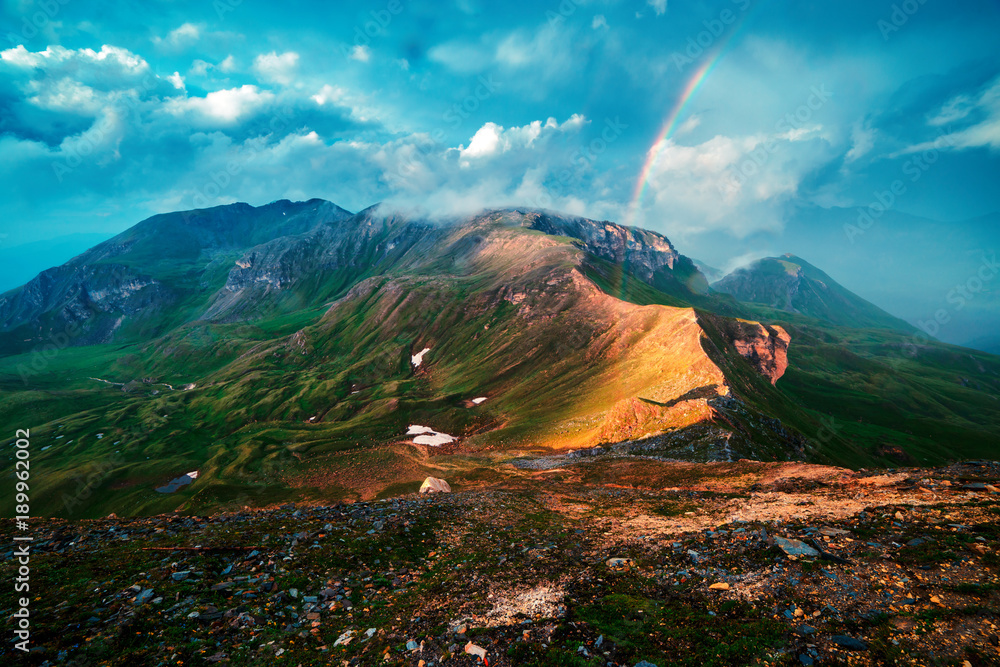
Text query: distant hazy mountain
683 206 1000 350
963 334 1000 355
712 254 916 333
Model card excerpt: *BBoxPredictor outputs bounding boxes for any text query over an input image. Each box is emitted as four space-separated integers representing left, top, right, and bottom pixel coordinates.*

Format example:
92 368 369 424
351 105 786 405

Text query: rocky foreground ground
3 458 1000 666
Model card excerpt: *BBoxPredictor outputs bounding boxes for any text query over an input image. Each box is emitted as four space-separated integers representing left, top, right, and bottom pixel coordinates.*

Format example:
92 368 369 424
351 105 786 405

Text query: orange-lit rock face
731 323 791 385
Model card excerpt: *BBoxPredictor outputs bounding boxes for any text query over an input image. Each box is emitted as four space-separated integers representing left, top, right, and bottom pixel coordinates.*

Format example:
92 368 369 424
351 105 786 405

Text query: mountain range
2 200 998 517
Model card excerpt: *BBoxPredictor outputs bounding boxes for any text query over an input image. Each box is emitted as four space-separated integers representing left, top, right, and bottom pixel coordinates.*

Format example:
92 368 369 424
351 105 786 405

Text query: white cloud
902 76 1000 154
844 120 875 163
167 72 186 91
349 45 371 62
311 84 380 123
455 115 588 166
676 115 701 137
431 23 580 84
252 51 299 86
461 123 502 160
1 44 150 75
219 55 237 73
638 127 832 237
0 44 166 121
592 15 608 30
312 84 346 106
164 85 275 123
153 23 200 49
190 59 211 76
647 0 668 16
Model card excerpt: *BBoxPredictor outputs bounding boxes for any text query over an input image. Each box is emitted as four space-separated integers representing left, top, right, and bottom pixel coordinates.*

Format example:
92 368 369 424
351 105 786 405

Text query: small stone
606 557 634 569
171 571 190 581
895 511 905 520
709 582 730 590
634 661 659 667
406 640 420 651
774 537 820 557
464 642 487 661
831 635 868 651
134 588 155 606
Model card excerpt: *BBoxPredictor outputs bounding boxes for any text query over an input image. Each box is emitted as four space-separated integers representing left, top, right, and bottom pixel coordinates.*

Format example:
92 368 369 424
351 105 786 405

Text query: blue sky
2 0 999 341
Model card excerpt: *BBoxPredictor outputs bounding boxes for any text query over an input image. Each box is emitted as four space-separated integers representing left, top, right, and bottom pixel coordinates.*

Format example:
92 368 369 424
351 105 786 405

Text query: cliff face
517 210 709 293
730 322 791 385
0 263 176 344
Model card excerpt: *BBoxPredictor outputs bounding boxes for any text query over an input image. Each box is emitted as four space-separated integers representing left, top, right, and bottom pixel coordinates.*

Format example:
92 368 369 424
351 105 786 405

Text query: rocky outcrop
0 263 174 343
205 208 434 321
516 210 709 293
731 322 791 385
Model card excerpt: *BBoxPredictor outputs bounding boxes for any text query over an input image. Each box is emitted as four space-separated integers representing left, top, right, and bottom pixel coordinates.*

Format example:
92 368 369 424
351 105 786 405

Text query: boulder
419 477 452 494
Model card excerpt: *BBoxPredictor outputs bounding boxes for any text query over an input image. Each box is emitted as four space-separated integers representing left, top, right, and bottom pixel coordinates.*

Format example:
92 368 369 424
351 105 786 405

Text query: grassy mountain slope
1 203 998 518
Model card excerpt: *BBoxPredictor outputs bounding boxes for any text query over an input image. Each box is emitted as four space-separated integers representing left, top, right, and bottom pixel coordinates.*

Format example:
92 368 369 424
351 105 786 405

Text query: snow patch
471 397 488 405
411 347 431 367
406 425 456 447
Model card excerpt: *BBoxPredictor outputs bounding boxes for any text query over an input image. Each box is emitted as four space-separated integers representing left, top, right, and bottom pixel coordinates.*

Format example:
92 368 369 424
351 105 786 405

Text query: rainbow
627 12 754 226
